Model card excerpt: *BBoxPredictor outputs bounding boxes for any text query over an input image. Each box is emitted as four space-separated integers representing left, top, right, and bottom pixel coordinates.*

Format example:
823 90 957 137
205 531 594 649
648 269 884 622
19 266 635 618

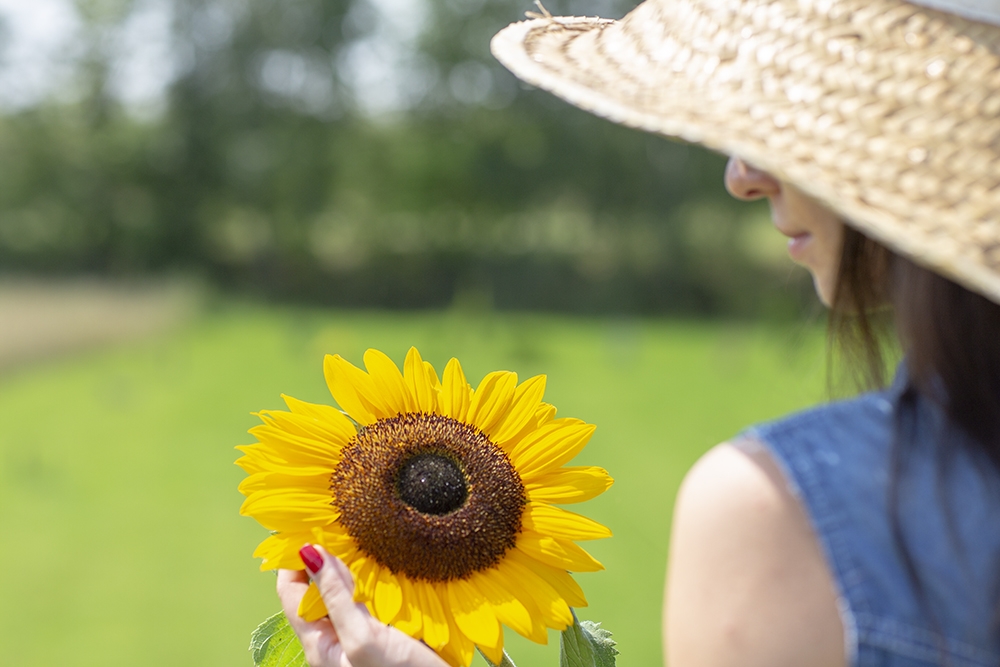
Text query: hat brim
491 2 1000 305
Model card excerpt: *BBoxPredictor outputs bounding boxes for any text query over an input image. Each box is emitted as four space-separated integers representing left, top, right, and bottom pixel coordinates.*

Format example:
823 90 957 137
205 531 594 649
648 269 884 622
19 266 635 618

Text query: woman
277 0 1000 664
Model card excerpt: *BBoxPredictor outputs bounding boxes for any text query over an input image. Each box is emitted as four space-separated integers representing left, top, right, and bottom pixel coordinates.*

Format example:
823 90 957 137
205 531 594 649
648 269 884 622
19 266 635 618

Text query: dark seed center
397 453 468 515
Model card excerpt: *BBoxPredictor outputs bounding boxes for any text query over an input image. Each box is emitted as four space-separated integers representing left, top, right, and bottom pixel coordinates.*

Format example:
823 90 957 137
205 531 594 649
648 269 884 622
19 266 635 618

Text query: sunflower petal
235 446 271 474
258 410 356 450
507 548 588 608
393 576 423 637
280 395 358 440
523 503 612 541
299 582 329 621
525 466 614 504
249 423 344 468
497 557 573 629
415 581 450 650
423 360 441 390
437 586 476 667
253 531 313 570
324 354 389 425
364 348 412 414
491 375 547 446
467 371 518 434
491 566 550 643
440 358 472 421
239 489 337 531
517 531 605 572
445 578 501 648
403 347 440 414
372 568 404 624
535 402 557 425
350 556 379 602
509 420 596 479
239 470 332 496
471 569 536 641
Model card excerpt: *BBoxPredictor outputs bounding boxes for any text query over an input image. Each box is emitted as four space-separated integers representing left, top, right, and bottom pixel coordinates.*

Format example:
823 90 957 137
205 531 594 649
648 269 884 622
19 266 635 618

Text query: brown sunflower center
331 412 526 582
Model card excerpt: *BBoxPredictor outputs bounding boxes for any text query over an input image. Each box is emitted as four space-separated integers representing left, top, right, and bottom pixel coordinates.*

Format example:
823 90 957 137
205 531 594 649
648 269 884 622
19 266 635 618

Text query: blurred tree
0 0 813 317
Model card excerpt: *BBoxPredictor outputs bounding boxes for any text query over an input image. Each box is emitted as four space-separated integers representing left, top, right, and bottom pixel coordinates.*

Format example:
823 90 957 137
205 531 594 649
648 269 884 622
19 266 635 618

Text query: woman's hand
276 545 450 667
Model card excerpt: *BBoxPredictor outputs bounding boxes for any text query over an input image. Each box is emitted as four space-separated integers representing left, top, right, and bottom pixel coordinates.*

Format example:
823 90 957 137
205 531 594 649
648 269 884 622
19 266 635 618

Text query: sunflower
237 347 612 667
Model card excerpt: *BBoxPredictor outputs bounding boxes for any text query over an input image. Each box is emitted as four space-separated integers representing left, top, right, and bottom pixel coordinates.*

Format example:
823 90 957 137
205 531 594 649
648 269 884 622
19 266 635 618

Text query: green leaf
560 612 618 667
249 611 307 667
476 646 518 667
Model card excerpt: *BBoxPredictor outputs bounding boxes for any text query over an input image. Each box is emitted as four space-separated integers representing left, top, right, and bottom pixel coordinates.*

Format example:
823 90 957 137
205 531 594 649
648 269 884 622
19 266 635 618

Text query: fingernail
299 544 323 575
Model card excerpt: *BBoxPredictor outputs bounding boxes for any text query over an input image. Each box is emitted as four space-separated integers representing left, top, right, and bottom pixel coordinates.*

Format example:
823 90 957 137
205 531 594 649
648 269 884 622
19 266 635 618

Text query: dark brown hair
831 225 1000 450
831 225 1000 654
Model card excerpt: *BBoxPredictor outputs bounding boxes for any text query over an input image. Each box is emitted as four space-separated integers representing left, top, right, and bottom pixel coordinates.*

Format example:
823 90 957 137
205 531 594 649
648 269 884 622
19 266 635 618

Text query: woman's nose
724 156 781 200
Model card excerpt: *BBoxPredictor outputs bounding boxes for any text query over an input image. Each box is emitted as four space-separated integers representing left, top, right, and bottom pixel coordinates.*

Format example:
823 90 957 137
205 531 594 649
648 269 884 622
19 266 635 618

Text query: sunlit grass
0 305 826 666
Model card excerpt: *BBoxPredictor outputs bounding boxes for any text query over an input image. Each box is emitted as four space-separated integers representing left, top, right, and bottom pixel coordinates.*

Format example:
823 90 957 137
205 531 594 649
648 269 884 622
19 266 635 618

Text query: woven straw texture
491 0 1000 304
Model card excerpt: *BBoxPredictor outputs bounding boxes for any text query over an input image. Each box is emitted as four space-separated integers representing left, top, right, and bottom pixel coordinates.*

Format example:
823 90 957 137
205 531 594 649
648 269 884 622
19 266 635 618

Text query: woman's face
724 156 845 307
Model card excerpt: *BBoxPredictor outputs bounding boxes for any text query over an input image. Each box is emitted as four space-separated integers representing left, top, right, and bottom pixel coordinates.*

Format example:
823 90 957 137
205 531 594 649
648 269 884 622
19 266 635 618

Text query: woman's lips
786 232 812 261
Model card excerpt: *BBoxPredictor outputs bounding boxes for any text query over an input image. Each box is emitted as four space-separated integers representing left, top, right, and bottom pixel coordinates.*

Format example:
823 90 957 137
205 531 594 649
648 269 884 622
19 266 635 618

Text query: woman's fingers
286 545 450 667
300 545 375 652
276 568 311 624
277 567 342 666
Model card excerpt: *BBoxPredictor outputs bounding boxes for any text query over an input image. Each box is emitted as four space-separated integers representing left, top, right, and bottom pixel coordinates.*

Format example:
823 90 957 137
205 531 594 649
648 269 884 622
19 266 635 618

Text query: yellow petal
239 470 332 496
350 556 379 602
467 371 518 434
440 358 472 421
364 348 411 414
239 489 337 531
253 531 313 570
415 581 450 650
535 402 557 426
299 582 329 621
281 395 358 442
470 569 535 642
509 420 596 479
491 568 550 643
437 586 476 667
235 446 271 474
445 577 501 648
525 466 614 504
423 360 441 390
517 531 605 572
248 424 344 468
373 568 403 623
497 557 573 629
507 548 588 608
393 576 423 637
403 347 440 414
490 375 547 447
323 354 388 425
314 523 357 556
523 503 612 541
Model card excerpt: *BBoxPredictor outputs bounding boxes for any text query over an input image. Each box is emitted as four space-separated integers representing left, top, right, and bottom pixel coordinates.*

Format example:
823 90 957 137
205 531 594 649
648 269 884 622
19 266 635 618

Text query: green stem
476 647 517 667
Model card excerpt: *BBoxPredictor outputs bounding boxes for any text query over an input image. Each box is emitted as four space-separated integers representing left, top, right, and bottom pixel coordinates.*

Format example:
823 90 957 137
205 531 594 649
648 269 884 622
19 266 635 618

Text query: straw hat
491 0 1000 304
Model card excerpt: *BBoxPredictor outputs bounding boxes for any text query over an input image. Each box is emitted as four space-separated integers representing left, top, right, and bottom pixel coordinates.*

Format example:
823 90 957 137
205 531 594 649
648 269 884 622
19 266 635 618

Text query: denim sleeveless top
744 364 1000 667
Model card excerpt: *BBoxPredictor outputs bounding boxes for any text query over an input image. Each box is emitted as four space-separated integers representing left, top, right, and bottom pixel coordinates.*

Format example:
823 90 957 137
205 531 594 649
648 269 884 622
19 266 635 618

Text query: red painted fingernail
299 544 323 575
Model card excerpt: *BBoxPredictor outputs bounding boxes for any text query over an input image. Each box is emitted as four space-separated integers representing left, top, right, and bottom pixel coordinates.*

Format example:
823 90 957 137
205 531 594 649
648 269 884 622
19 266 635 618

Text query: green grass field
0 305 828 666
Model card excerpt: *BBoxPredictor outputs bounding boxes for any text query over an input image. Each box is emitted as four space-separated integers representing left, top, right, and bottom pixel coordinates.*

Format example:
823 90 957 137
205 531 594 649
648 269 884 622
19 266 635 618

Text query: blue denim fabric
744 365 1000 667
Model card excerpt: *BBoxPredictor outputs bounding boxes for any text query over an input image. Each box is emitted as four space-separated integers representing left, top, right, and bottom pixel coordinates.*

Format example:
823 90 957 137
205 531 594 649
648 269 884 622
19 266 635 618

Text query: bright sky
0 0 446 117
0 0 83 109
0 0 177 114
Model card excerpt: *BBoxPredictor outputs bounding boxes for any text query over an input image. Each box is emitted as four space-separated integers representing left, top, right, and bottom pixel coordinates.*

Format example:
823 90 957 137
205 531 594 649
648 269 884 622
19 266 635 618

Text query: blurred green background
0 308 826 666
0 0 830 665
